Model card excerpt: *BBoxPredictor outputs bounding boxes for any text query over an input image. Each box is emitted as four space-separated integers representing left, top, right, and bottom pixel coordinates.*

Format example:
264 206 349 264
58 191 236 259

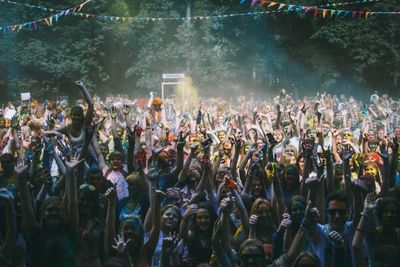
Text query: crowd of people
0 82 399 267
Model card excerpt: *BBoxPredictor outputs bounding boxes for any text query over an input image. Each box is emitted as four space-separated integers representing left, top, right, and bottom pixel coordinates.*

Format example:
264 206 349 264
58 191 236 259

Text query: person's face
127 176 143 197
382 203 397 227
343 131 353 141
273 131 283 143
196 208 211 232
368 142 378 151
216 169 228 185
71 109 84 126
110 157 122 170
166 190 182 207
256 204 272 225
364 164 377 177
218 132 226 141
79 194 95 214
285 168 296 185
100 145 109 158
394 127 400 138
334 167 343 183
44 202 63 226
251 179 263 197
161 207 180 230
377 129 385 140
306 129 316 140
189 169 201 183
240 245 265 267
256 140 264 149
117 127 124 138
327 200 347 231
88 174 103 192
121 222 140 248
291 200 305 224
223 143 232 155
298 158 304 173
1 159 14 174
322 124 330 136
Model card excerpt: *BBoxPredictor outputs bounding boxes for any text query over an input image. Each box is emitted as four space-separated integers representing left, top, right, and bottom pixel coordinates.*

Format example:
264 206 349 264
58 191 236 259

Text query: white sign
21 92 31 101
162 73 185 79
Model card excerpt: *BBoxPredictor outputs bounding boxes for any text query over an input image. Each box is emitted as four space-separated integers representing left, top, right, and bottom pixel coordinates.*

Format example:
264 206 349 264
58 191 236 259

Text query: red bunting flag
258 0 268 6
313 8 319 17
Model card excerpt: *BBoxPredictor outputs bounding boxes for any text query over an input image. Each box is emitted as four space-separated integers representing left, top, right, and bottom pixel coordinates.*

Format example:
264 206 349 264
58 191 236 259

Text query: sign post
161 73 185 100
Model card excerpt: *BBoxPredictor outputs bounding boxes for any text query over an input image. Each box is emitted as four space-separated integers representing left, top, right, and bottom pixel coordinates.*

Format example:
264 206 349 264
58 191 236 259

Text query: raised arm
104 186 117 259
64 156 84 231
144 190 165 257
178 143 198 184
16 161 38 235
75 80 94 126
171 131 186 179
180 204 198 245
0 192 17 256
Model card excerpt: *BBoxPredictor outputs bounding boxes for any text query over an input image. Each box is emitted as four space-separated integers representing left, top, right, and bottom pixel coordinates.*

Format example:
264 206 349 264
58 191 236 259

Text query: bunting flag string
0 0 91 13
243 0 400 17
66 9 285 22
0 0 90 33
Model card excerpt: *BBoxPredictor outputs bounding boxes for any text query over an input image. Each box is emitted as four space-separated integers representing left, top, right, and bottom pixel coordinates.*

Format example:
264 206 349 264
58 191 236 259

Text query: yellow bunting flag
322 9 327 18
268 2 277 7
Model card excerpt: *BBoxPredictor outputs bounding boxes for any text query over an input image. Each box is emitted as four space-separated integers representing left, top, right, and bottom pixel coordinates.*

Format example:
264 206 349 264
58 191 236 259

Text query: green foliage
0 0 399 101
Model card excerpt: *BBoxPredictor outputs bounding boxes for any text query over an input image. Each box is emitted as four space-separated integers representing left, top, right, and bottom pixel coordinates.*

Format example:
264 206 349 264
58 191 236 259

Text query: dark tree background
0 0 399 101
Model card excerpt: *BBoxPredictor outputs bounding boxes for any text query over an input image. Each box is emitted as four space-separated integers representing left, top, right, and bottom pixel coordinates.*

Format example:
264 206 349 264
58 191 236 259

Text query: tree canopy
0 0 399 101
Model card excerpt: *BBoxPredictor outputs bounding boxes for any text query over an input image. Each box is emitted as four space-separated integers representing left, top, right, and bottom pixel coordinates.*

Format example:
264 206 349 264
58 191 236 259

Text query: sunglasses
327 208 347 216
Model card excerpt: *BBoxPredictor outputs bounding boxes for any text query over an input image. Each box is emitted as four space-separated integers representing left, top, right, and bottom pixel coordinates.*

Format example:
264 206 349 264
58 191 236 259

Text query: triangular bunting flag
365 11 370 18
330 10 336 17
322 9 327 18
240 0 247 4
268 2 277 8
44 18 50 26
278 4 285 10
313 8 319 17
258 0 268 6
251 0 258 6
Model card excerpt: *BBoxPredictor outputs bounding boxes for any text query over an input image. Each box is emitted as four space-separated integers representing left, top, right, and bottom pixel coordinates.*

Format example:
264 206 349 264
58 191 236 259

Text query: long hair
161 204 182 232
291 251 320 267
191 202 218 237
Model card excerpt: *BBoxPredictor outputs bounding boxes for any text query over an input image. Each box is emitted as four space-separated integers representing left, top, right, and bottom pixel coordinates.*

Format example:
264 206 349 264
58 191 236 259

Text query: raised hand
65 152 85 172
162 232 180 254
278 213 292 233
183 204 198 220
109 106 118 120
122 104 131 116
14 159 28 178
328 231 344 248
302 201 319 228
176 131 188 150
220 196 233 213
249 214 258 226
105 186 117 204
10 115 20 129
190 143 199 154
351 179 367 194
134 123 143 137
112 234 131 254
363 192 376 212
154 190 166 203
342 146 354 161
